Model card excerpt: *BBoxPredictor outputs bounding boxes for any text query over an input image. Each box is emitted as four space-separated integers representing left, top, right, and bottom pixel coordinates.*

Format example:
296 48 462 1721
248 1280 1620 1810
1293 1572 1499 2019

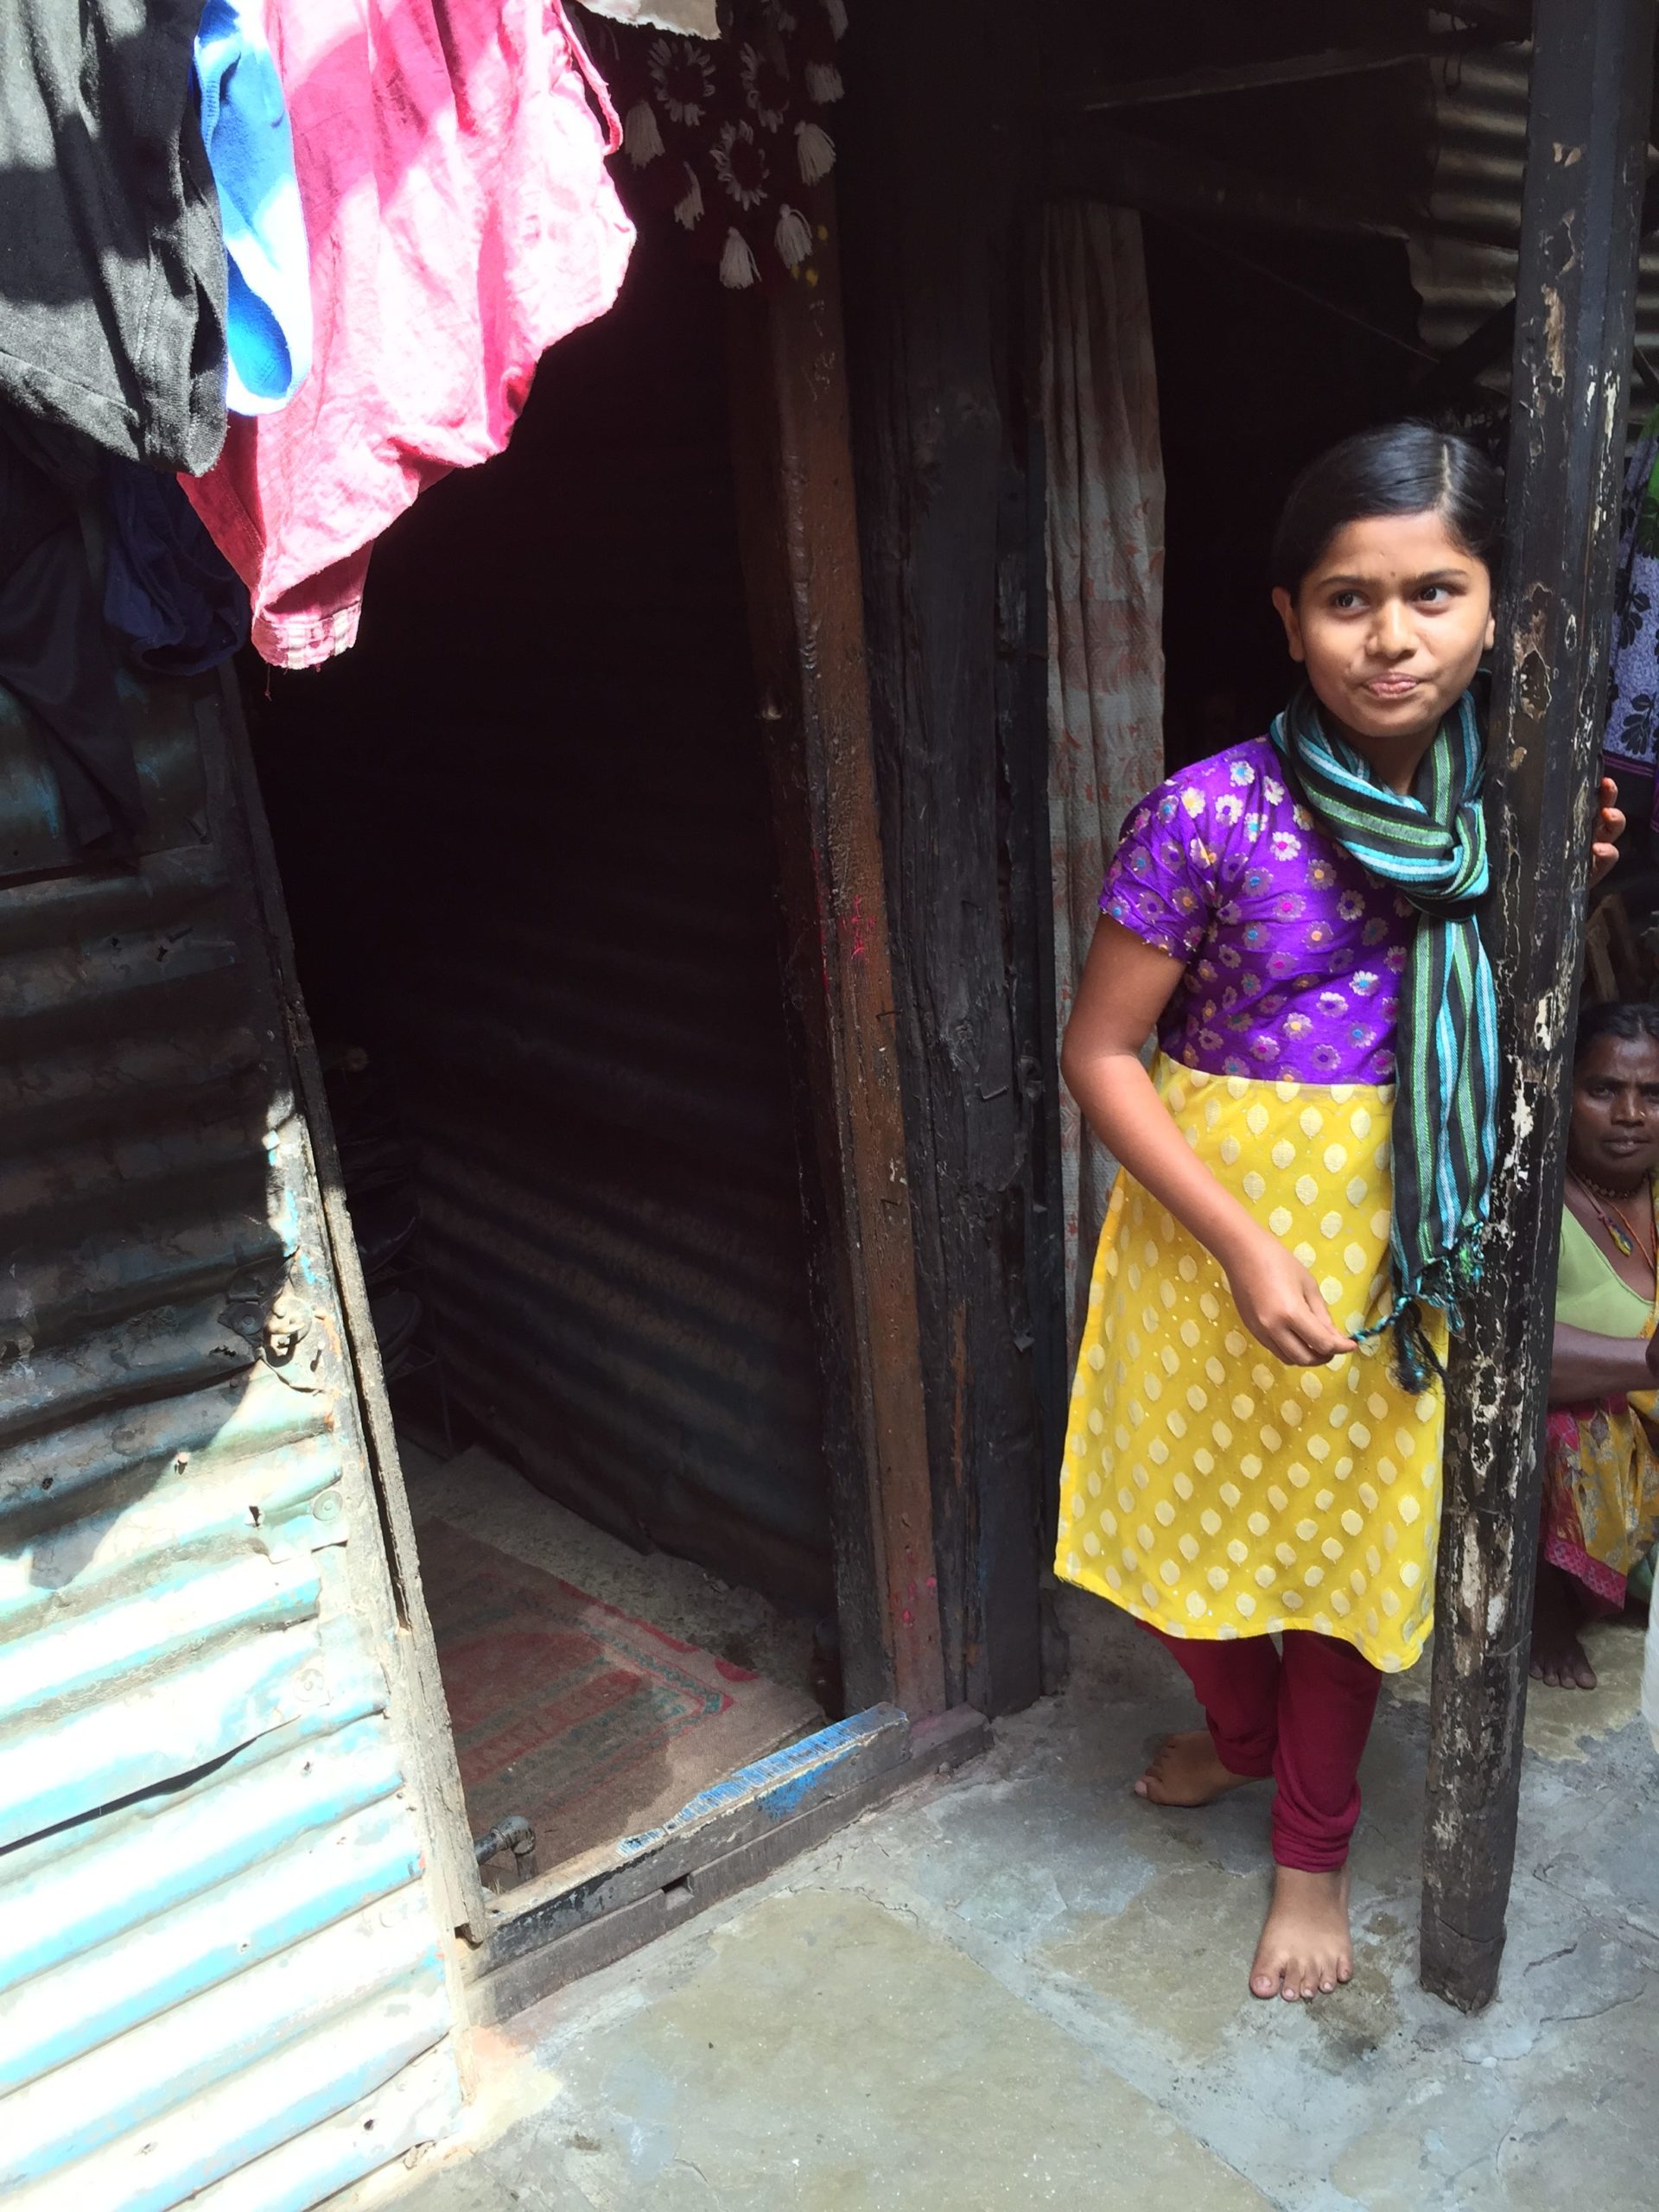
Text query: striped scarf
1269 683 1497 1389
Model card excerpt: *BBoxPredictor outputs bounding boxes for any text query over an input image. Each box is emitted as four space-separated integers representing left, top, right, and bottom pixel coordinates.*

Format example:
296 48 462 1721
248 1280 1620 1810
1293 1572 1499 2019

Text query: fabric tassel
624 99 665 167
796 119 836 183
775 205 812 269
720 227 760 288
823 0 849 35
673 165 704 230
804 61 844 104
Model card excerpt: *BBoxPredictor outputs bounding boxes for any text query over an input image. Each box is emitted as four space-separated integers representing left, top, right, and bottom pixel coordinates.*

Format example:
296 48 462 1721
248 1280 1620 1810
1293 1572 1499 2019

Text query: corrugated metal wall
1415 29 1659 399
0 677 459 2208
254 226 834 1615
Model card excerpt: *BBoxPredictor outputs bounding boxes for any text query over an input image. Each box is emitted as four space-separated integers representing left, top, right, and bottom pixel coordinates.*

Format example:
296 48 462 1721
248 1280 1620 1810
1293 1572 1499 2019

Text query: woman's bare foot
1133 1730 1260 1808
1249 1865 1353 1999
1529 1560 1599 1689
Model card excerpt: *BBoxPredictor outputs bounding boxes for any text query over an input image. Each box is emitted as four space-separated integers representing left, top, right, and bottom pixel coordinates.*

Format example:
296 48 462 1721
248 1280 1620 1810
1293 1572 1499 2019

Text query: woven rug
418 1520 815 1871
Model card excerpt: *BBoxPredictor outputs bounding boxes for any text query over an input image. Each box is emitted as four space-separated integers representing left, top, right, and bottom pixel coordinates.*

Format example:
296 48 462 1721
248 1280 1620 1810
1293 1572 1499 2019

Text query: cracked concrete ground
361 1592 1657 2210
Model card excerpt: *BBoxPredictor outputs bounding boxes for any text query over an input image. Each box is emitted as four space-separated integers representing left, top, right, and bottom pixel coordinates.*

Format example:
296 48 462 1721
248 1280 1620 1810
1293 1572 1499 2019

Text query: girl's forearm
1064 1046 1268 1270
1548 1325 1654 1406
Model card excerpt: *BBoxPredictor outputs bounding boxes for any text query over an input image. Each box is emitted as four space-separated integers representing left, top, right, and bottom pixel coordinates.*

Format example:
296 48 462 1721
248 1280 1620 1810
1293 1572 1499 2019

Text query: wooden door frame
724 217 949 1726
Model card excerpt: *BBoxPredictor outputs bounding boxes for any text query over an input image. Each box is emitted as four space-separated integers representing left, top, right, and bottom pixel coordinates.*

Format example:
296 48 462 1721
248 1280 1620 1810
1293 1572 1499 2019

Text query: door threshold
464 1703 989 2025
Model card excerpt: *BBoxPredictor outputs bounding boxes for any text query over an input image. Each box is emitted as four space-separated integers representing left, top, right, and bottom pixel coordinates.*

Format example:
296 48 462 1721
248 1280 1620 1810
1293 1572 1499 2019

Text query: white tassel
720 227 760 288
823 0 849 35
624 100 664 167
776 205 812 269
804 61 844 104
796 119 836 183
672 166 704 230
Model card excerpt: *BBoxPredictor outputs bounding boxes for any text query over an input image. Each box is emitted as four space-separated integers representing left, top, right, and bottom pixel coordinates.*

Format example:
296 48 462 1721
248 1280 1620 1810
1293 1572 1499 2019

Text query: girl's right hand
1224 1229 1357 1367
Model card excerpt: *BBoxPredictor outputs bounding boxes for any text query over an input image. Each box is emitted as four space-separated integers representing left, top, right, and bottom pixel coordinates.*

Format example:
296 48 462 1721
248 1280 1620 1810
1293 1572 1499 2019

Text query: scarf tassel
1373 1232 1485 1395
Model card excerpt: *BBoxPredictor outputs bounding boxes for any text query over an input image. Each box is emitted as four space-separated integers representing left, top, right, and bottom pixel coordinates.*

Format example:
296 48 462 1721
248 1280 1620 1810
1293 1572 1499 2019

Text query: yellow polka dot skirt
1055 1056 1446 1673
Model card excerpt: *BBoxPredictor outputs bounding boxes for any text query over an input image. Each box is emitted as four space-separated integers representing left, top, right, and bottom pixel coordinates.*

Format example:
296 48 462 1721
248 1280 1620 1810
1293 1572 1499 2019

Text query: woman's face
1569 1032 1659 1185
1272 509 1496 752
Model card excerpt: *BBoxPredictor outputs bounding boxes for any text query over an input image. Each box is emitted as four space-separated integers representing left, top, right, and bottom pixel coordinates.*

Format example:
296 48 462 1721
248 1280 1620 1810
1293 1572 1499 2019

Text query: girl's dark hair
1575 998 1659 1065
1270 423 1504 598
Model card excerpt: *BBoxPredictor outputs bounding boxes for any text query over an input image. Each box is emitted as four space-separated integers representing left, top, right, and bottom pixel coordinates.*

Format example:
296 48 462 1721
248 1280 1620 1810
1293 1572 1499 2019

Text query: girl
1057 423 1623 2003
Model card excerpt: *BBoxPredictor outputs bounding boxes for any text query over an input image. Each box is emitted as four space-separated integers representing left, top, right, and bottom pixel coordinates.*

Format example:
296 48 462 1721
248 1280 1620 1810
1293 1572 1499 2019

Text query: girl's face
1272 509 1496 757
1569 1033 1659 1186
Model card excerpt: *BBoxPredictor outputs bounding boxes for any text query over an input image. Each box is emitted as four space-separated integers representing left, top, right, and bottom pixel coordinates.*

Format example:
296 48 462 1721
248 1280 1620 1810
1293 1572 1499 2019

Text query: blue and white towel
194 0 313 415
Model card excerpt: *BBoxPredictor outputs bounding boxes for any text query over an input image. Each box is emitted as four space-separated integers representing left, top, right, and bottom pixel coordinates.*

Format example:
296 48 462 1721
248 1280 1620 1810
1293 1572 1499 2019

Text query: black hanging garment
0 420 144 855
0 3 227 473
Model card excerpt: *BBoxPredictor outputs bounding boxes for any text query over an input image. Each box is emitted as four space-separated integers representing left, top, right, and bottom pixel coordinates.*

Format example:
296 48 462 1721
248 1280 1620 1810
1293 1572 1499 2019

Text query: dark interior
249 224 835 1635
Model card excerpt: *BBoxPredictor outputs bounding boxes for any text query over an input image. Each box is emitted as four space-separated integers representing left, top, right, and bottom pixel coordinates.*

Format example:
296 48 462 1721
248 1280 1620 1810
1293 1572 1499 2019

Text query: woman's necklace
1569 1168 1656 1269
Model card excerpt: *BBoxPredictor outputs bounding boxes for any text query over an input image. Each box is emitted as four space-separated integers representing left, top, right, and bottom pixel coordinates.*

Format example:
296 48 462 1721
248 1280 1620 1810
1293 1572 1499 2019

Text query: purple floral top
1102 739 1416 1085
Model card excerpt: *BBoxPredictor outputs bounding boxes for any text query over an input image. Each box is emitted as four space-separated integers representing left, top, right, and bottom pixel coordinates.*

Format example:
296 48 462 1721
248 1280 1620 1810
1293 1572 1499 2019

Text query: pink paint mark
901 1608 914 1626
849 894 868 960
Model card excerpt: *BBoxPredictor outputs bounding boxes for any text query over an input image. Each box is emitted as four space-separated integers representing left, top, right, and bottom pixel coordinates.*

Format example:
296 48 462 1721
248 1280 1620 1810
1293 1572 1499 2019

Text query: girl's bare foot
1134 1730 1261 1808
1529 1560 1599 1689
1249 1865 1352 1999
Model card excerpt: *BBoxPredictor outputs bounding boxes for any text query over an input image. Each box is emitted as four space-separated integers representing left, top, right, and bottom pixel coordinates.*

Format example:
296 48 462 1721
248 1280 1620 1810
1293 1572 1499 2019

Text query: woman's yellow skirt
1055 1055 1446 1673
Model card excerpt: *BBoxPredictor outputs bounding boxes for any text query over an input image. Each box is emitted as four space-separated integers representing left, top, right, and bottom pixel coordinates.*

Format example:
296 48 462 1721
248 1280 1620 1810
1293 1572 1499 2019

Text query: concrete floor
363 1591 1657 2211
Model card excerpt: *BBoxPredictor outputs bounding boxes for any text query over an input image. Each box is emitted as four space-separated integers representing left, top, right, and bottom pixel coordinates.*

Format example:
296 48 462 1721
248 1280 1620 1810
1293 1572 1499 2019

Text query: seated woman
1533 1001 1659 1689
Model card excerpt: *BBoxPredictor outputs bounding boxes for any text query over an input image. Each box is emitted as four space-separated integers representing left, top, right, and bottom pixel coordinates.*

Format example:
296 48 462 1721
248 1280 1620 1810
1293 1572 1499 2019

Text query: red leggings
1146 1624 1382 1872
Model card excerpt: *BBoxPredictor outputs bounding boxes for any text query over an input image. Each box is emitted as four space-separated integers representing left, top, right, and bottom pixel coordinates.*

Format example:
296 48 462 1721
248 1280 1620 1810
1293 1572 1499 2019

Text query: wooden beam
838 0 1047 1718
1413 169 1659 409
1152 213 1438 365
1410 299 1518 409
1047 124 1406 243
1421 0 1653 2014
1445 0 1532 31
1071 32 1503 116
724 215 948 1725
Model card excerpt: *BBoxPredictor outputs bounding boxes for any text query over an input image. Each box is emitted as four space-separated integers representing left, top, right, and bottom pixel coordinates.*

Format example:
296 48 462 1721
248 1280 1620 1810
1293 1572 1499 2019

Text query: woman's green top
1554 1198 1656 1337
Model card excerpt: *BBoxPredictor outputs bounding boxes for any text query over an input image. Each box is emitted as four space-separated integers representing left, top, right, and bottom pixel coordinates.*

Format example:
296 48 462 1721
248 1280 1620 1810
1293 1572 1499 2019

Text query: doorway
248 226 841 1890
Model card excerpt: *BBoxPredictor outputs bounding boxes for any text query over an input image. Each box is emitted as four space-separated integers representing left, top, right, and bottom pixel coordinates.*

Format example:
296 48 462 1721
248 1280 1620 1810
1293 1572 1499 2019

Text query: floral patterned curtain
1041 204 1166 1356
592 0 847 289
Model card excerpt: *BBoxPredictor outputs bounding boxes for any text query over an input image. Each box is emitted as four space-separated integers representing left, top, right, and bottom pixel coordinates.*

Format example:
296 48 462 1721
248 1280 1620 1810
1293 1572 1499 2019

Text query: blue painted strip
141 2030 444 2212
6 1952 448 2188
0 1555 320 1732
3 1821 424 2092
0 1446 340 1630
0 1627 322 1851
617 1705 905 1857
0 1710 399 1991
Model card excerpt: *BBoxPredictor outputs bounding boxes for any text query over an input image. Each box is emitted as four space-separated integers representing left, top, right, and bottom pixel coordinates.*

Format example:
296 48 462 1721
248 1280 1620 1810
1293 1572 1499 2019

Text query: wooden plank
1005 207 1069 1585
1071 32 1501 116
216 674 489 1956
1421 0 1654 2014
470 1705 992 2024
480 1704 912 1968
1448 1 1532 31
1047 125 1408 243
724 206 947 1723
1413 171 1659 409
837 0 1046 1719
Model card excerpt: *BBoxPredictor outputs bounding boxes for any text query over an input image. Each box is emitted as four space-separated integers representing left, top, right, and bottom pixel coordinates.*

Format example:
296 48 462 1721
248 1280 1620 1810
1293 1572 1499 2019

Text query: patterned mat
418 1520 815 1872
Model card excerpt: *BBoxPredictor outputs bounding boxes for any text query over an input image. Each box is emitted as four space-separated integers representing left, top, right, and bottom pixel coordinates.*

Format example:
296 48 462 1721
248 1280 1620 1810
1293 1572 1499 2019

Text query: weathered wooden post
1421 0 1654 2011
724 219 949 1725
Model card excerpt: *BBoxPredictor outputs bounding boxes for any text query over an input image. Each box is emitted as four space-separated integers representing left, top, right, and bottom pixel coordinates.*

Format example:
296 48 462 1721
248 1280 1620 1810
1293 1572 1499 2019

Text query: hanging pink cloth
183 0 635 668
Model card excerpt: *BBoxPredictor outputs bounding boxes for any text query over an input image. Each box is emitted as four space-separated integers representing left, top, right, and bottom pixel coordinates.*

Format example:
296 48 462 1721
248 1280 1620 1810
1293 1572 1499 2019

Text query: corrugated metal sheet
1414 29 1659 400
253 226 834 1614
0 677 459 2208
